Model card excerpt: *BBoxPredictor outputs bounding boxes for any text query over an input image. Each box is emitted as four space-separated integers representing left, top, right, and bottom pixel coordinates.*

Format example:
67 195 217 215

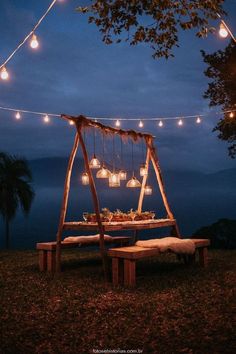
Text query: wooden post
76 123 107 279
147 137 181 238
56 133 80 272
137 145 151 213
124 259 136 287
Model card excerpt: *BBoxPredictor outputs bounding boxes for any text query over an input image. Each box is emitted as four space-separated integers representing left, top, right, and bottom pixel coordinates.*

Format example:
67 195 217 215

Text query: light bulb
229 112 234 118
81 172 89 185
119 170 127 181
178 119 183 126
144 185 153 196
126 176 141 188
109 172 120 187
139 120 144 128
115 119 121 127
219 23 228 38
89 155 101 169
44 114 50 123
140 164 148 177
0 66 9 80
69 120 74 125
96 166 111 178
15 111 21 120
158 120 163 127
196 117 201 124
30 34 39 49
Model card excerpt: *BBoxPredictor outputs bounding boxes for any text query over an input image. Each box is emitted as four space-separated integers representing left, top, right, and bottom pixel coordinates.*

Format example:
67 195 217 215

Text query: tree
77 0 225 59
0 153 35 248
201 40 236 158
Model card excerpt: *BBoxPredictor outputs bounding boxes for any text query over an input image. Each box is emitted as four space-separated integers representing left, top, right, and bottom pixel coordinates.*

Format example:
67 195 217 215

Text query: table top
63 218 176 231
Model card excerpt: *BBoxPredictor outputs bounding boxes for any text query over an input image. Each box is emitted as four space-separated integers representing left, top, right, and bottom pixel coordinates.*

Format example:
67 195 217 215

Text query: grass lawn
0 249 235 354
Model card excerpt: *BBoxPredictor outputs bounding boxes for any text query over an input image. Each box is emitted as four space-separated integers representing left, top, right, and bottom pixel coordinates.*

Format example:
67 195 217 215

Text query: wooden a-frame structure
55 115 180 273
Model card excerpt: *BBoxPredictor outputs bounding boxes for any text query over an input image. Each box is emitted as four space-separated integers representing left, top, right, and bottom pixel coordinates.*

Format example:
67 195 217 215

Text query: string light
15 111 21 120
219 23 228 38
229 112 234 118
196 116 201 124
30 34 39 49
68 120 74 125
115 119 121 127
178 119 183 126
44 114 50 123
139 120 144 128
158 120 163 127
0 67 9 80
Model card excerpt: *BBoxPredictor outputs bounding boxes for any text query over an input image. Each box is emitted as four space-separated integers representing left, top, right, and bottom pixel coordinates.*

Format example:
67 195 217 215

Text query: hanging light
81 172 89 185
144 185 153 195
126 175 141 188
178 119 183 126
140 164 148 177
96 165 111 178
139 120 144 128
196 116 201 124
15 111 21 120
30 34 39 49
158 120 163 127
44 114 50 123
229 112 234 118
68 120 74 125
119 170 127 180
0 66 9 80
89 154 101 169
109 172 120 187
219 23 228 38
115 119 121 127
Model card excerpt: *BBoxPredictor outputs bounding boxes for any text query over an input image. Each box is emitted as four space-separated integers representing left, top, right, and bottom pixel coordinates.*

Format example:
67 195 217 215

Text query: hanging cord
83 129 87 170
120 136 124 168
102 133 105 165
112 134 116 172
93 128 96 156
131 140 134 176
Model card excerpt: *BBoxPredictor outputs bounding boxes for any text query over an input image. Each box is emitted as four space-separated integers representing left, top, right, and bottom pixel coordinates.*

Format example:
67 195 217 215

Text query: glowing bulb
158 120 163 127
140 164 148 177
219 23 228 38
0 66 9 80
229 112 234 118
89 155 101 169
119 170 127 181
178 119 183 126
115 119 121 127
109 172 120 187
196 116 201 124
96 166 111 178
15 111 21 120
30 34 39 49
126 176 141 188
139 120 144 128
144 185 153 196
44 114 50 123
69 120 74 125
81 172 89 185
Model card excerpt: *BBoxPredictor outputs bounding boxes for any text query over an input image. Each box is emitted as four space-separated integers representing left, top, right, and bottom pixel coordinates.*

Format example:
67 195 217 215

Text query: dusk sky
0 0 236 172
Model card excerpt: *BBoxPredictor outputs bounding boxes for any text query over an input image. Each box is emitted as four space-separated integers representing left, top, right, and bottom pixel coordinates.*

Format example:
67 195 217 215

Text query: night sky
0 0 236 172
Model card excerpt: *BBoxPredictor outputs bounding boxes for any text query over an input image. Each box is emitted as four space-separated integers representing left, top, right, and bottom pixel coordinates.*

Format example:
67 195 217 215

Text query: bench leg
124 259 136 287
39 250 47 271
198 247 208 267
112 258 124 286
47 251 56 272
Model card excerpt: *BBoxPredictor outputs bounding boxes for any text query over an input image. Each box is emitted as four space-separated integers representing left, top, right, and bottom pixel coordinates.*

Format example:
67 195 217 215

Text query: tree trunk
5 218 10 249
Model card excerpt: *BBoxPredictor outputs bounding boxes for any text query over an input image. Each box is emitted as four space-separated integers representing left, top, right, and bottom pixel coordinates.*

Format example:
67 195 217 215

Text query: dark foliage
193 218 236 249
202 41 236 158
77 0 225 59
0 152 35 248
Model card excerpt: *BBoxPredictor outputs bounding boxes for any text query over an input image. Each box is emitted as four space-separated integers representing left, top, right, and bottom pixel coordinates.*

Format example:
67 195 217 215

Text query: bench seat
108 238 210 287
37 236 131 272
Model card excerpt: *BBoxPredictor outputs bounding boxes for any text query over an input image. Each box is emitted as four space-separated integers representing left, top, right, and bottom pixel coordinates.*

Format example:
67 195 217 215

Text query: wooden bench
37 236 130 272
108 239 210 287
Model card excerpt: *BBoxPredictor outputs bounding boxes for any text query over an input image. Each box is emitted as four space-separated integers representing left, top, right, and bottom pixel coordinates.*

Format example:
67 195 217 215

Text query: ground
0 249 235 354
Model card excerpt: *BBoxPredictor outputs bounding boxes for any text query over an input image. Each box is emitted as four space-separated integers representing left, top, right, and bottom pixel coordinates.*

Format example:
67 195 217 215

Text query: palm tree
0 152 35 248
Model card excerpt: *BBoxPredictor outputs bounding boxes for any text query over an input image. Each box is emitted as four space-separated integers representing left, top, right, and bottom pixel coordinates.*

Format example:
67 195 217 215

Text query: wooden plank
192 239 210 247
39 250 47 271
124 259 136 287
108 246 160 259
137 146 151 213
56 133 80 273
63 219 176 231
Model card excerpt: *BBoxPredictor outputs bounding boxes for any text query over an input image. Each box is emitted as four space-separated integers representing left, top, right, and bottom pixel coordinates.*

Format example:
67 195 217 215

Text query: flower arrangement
82 208 155 222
